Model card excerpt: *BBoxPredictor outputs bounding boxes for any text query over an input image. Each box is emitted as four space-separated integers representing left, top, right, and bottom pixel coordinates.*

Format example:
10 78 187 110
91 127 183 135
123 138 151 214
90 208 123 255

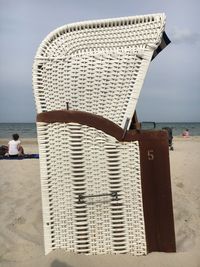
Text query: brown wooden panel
139 135 176 253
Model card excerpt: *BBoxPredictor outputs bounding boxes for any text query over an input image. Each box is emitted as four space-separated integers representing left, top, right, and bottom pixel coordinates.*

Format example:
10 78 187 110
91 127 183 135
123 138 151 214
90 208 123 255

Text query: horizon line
0 121 200 124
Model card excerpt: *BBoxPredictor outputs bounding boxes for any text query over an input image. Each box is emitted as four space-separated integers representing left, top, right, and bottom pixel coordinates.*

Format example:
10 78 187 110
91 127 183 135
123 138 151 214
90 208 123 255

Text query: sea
0 122 200 139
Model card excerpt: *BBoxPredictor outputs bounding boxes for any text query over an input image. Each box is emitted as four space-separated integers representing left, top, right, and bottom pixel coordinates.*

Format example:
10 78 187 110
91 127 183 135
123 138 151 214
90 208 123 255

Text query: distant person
182 129 190 138
8 134 24 157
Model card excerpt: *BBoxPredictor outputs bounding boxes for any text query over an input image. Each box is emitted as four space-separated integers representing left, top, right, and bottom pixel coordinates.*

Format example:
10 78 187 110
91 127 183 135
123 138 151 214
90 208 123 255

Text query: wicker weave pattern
36 14 165 57
37 122 146 255
33 14 166 128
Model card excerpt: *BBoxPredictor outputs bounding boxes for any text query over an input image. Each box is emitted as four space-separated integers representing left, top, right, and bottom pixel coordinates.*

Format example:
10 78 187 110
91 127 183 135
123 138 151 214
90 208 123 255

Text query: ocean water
155 122 200 136
0 122 200 139
0 123 37 139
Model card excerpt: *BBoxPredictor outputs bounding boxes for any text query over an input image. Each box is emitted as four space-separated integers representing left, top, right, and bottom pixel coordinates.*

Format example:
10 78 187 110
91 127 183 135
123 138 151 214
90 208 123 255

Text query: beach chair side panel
139 136 176 253
36 122 147 255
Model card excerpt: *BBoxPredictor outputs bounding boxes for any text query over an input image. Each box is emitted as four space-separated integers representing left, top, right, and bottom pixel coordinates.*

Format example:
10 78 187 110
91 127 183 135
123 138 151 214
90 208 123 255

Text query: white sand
0 137 200 267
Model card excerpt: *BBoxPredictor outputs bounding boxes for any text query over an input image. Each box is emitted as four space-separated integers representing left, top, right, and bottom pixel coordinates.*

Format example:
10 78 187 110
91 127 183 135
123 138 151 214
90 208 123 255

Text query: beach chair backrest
33 13 166 129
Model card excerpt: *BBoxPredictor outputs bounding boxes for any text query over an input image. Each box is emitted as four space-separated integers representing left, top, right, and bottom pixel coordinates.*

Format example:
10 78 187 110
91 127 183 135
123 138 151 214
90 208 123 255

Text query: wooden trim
37 110 166 142
130 111 141 130
139 137 176 253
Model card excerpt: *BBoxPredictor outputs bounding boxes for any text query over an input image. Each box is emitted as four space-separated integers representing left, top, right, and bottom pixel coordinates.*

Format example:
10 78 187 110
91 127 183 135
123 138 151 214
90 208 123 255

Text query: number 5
147 150 154 160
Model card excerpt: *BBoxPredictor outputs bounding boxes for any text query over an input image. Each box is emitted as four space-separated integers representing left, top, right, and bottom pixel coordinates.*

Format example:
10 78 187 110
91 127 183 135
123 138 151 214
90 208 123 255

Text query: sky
0 0 199 123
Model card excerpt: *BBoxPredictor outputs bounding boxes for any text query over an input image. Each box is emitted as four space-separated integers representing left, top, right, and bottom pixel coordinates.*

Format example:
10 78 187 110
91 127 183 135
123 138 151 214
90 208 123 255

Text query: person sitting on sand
182 129 190 138
8 133 24 157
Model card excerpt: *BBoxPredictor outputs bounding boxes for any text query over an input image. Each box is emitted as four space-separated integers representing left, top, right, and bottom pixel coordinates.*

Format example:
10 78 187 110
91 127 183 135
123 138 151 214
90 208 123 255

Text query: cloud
170 28 200 45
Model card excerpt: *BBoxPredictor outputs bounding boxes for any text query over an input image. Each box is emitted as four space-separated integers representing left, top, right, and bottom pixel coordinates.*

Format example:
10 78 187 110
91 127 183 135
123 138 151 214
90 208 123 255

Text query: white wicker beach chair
33 13 169 129
33 14 175 256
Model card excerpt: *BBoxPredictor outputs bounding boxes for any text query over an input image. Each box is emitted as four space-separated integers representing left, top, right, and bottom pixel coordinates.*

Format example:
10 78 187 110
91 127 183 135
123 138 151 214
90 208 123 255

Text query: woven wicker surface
33 13 166 128
37 122 146 255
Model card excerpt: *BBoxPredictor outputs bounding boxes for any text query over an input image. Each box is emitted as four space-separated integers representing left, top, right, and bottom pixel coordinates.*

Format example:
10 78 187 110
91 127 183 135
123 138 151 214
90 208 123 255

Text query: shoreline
1 136 200 145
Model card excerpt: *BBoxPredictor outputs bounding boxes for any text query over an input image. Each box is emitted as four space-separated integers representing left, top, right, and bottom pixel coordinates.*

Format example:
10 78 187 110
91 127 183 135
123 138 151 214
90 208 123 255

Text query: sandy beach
0 137 200 267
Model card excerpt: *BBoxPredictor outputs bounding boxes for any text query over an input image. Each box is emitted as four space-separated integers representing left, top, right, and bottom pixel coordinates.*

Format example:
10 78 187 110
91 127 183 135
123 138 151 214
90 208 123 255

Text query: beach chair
33 14 176 255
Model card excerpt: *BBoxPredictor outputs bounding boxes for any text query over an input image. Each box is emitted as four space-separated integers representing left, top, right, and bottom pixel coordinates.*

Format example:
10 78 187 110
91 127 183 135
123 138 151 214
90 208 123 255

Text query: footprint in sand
7 216 26 231
176 182 184 188
7 216 41 246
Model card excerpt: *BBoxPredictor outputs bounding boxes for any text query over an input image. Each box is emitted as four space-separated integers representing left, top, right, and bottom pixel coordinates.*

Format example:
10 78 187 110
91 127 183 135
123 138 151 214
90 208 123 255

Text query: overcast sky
0 0 199 122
